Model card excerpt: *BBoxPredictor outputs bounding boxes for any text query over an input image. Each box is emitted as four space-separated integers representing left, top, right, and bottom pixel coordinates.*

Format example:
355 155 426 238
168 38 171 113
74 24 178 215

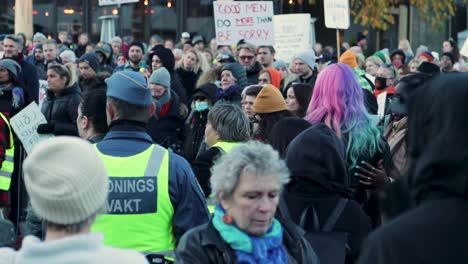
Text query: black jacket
192 147 221 197
358 73 468 264
181 110 208 164
147 90 183 150
41 82 81 136
175 68 201 103
245 61 263 86
175 218 317 264
285 124 372 259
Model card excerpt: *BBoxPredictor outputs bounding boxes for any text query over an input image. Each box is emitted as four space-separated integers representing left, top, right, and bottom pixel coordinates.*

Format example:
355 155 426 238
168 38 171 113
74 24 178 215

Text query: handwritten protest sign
213 1 274 46
274 14 312 63
10 102 53 154
324 0 350 29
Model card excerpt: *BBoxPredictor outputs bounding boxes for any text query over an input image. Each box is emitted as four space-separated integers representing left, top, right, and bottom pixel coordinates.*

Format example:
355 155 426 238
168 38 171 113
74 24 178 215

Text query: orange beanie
339 50 358 69
253 84 287 114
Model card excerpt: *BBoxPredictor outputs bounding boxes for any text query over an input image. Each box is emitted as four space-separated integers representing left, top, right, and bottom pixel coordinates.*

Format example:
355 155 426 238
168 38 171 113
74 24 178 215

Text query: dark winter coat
4 54 39 103
41 82 81 136
175 68 202 103
147 90 183 151
358 73 468 264
284 123 372 259
181 109 208 164
245 61 263 85
175 217 318 264
192 147 222 197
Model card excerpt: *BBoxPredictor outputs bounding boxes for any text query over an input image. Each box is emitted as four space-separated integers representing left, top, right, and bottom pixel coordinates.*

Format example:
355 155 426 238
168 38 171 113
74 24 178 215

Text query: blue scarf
212 205 288 264
216 86 240 100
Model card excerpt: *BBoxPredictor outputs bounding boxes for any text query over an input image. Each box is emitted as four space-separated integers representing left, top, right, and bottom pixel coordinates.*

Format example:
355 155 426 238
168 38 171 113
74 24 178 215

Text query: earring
222 214 233 225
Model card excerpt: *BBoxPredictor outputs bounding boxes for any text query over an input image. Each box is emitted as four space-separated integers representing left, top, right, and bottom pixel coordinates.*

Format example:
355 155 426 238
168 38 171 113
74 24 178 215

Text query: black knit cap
78 53 100 73
128 41 145 54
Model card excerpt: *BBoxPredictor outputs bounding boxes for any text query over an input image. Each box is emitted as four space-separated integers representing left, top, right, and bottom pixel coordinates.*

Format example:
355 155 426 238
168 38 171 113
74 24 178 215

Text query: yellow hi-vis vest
207 141 241 213
0 113 14 191
92 144 176 257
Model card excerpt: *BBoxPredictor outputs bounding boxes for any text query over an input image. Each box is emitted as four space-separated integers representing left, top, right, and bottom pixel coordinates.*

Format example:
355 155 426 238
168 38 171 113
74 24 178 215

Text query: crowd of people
0 29 467 264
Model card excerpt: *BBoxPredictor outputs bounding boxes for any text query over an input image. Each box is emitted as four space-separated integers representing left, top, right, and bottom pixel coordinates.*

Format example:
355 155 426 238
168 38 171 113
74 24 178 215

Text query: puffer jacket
175 217 318 264
41 82 81 136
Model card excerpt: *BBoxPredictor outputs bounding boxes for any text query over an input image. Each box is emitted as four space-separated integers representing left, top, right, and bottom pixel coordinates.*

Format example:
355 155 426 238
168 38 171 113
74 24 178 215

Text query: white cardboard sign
273 14 312 63
213 1 274 46
10 102 54 154
324 0 350 29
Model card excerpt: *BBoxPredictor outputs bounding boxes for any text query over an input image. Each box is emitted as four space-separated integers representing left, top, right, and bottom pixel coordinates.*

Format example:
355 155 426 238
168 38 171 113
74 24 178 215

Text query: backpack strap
299 203 320 231
322 198 349 232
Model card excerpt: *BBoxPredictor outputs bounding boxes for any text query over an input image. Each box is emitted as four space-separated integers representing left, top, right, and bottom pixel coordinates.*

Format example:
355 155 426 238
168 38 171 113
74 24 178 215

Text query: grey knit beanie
0 59 21 79
23 137 109 225
33 32 47 42
149 67 171 89
292 50 316 70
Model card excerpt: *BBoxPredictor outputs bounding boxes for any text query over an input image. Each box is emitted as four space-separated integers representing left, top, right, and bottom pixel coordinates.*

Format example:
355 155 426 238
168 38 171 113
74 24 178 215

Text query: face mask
374 77 390 90
195 101 209 112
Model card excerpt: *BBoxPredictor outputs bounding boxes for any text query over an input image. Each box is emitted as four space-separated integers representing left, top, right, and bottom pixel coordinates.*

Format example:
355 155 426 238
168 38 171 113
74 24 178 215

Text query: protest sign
274 14 312 63
10 102 53 154
213 1 274 46
324 0 350 29
38 80 47 109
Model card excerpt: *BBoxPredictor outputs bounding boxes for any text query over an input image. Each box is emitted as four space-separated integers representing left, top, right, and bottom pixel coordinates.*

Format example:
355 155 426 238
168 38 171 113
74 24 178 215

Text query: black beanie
78 53 100 74
129 41 145 54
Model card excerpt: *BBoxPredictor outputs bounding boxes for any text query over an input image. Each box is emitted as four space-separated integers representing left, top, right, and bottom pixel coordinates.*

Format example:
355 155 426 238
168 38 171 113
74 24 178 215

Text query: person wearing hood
147 45 188 106
181 83 218 164
270 117 311 158
284 123 372 261
236 42 263 85
0 59 30 116
95 44 116 75
38 63 81 136
358 72 468 264
257 68 281 89
340 49 378 115
216 63 247 105
147 67 183 151
2 35 39 103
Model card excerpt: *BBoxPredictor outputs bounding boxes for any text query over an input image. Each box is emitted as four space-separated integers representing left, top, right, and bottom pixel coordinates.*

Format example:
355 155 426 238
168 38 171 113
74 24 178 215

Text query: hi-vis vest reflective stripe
0 113 14 191
207 141 241 213
92 144 176 255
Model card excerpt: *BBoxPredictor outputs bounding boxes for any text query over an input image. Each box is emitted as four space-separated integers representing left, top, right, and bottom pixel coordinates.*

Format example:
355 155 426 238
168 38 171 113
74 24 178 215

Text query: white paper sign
324 0 350 29
461 38 468 58
377 92 387 118
273 14 312 63
98 0 138 6
213 1 274 46
10 102 53 154
38 80 47 110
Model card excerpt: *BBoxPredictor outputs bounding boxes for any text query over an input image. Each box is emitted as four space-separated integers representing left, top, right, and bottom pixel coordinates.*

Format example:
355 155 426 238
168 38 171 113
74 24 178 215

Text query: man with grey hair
149 34 164 49
193 103 251 198
237 42 263 85
2 34 39 102
0 137 149 263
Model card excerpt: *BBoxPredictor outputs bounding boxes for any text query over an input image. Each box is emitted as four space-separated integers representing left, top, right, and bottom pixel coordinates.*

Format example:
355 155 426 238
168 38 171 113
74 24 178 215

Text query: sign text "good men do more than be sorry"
213 1 274 46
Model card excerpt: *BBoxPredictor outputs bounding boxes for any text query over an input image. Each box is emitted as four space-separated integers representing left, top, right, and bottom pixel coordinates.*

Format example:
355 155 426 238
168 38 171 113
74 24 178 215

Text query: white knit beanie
23 137 109 225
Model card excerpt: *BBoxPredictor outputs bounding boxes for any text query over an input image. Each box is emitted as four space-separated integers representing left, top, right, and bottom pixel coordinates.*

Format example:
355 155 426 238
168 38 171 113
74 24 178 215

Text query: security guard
0 112 14 191
91 71 208 261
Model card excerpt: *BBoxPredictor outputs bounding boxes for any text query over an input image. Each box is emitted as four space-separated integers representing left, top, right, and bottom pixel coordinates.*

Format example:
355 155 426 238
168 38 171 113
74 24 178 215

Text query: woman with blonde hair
37 63 81 136
176 48 210 103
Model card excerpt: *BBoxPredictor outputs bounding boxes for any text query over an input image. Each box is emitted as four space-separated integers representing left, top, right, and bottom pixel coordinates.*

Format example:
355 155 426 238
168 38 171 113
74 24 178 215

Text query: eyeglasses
239 55 255 61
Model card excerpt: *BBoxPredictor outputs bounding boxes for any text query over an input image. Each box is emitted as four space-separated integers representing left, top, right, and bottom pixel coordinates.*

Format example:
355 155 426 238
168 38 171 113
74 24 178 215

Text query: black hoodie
358 73 468 264
284 123 371 258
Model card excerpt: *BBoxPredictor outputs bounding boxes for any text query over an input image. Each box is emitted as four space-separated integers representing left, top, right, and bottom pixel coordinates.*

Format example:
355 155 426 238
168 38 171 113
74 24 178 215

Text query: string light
45 11 49 16
144 0 148 6
112 8 118 15
167 1 172 8
288 0 293 4
64 9 75 15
